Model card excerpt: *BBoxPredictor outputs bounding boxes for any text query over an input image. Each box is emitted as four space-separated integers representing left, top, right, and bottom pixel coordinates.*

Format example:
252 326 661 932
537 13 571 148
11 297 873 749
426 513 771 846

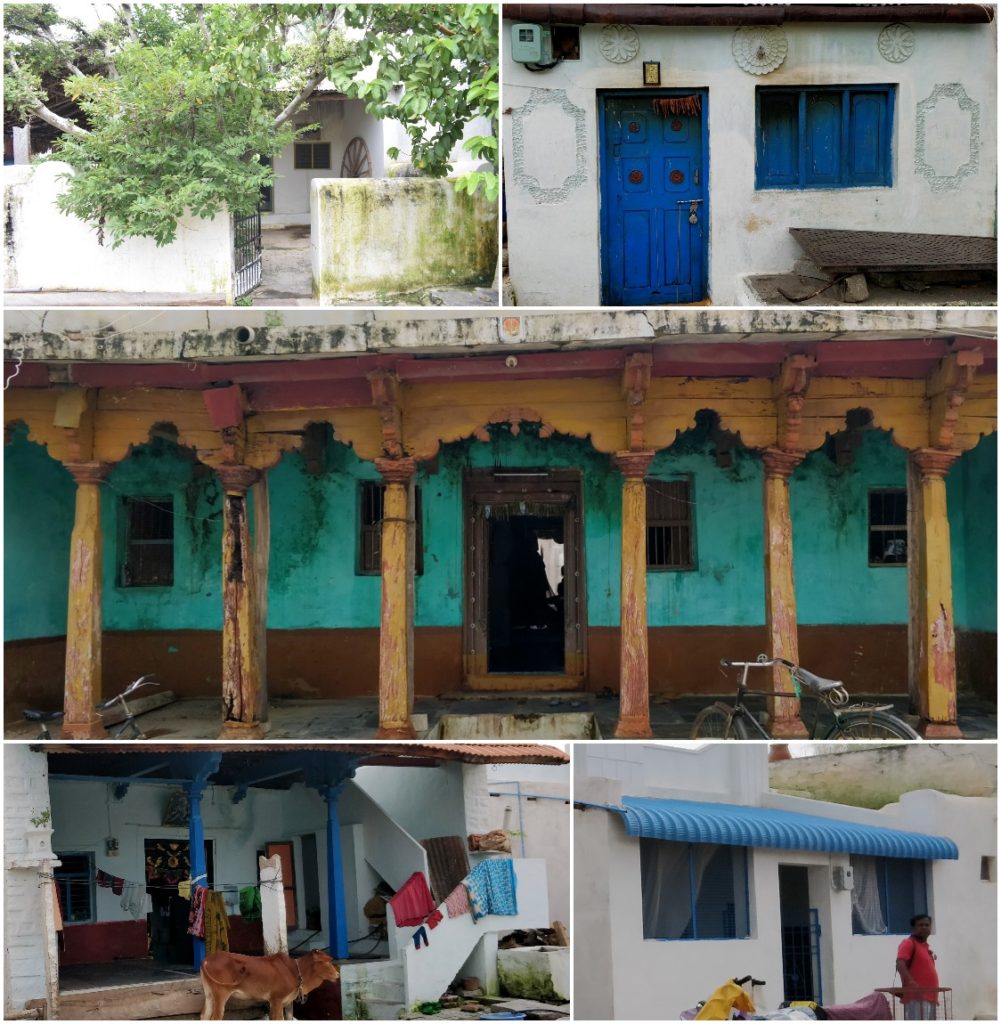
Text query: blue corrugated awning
597 796 958 859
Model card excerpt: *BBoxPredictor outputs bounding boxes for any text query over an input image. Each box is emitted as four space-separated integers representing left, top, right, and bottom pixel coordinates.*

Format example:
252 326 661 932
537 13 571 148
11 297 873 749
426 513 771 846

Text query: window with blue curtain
756 86 894 189
640 839 750 940
850 855 928 935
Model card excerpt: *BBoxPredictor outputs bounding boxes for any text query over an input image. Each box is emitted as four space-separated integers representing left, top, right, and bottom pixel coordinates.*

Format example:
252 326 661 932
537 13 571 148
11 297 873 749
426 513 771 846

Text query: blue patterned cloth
464 858 518 921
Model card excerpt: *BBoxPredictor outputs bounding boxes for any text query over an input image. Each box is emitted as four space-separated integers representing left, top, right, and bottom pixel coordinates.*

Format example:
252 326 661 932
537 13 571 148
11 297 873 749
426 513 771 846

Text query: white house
502 4 997 306
3 743 567 1021
574 743 997 1021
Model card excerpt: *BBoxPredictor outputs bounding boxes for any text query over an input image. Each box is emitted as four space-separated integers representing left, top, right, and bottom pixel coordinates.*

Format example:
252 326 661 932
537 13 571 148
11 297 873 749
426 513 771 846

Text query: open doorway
778 865 822 1004
145 838 214 965
464 469 585 688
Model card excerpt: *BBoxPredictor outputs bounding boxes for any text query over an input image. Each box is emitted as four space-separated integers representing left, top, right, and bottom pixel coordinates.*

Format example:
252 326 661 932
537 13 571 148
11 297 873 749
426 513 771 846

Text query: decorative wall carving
599 24 640 63
878 23 916 63
732 26 788 75
511 89 588 204
915 83 981 192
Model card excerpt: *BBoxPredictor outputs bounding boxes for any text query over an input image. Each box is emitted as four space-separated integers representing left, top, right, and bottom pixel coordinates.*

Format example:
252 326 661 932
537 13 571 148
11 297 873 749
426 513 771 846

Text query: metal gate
233 209 262 300
781 909 824 1004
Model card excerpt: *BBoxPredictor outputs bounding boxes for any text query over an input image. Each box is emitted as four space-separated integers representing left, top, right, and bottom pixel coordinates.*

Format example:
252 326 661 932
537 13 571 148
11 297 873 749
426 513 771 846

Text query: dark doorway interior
779 865 816 1003
301 832 323 931
487 515 565 673
145 838 213 964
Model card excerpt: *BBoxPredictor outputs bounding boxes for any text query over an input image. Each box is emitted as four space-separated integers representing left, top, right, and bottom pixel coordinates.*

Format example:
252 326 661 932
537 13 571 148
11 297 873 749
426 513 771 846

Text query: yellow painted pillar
761 448 808 738
62 462 111 740
217 464 268 739
613 451 655 739
376 457 417 739
907 448 962 737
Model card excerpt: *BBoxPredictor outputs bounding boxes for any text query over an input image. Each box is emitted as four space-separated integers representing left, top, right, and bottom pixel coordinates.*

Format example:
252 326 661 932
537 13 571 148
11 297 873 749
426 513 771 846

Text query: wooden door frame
463 468 586 690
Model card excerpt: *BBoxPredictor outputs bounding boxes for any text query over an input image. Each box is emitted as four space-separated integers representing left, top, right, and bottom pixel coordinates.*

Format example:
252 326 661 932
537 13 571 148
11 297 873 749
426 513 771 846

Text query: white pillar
259 854 288 955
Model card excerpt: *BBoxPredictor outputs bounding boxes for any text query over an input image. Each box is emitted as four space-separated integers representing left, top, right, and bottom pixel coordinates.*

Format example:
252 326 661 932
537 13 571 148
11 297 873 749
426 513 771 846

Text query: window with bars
54 852 95 924
640 839 750 940
869 489 907 565
850 855 928 935
358 482 424 575
647 478 694 570
293 141 331 170
120 496 175 587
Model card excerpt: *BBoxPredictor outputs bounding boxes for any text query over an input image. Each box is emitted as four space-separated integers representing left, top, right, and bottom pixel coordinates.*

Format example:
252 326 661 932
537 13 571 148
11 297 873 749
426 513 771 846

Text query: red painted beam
4 362 50 387
246 379 374 411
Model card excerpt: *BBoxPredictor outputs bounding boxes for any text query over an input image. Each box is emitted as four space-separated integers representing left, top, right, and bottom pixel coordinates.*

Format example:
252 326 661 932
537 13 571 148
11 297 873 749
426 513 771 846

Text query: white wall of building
353 762 467 841
267 98 387 224
503 19 997 305
574 744 997 1021
4 746 59 1018
4 162 235 299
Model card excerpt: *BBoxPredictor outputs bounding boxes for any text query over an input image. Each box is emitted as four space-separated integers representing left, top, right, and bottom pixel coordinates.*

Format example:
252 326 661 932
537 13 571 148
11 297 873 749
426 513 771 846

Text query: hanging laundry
112 876 125 896
412 925 429 949
444 883 471 919
177 879 192 900
388 872 437 927
96 869 114 888
239 885 262 922
188 885 207 938
204 891 230 954
120 883 150 920
464 859 518 921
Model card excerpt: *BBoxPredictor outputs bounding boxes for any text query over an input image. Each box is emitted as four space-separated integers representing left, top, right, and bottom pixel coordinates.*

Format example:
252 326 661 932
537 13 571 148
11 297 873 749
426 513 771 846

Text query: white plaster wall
267 99 386 224
4 162 235 299
465 762 571 925
353 762 467 841
503 20 998 305
574 745 997 1020
4 746 58 1016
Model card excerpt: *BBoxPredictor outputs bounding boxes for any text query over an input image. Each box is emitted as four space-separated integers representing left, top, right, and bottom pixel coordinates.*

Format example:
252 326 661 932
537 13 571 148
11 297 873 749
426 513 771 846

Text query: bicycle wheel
691 704 743 740
824 711 920 740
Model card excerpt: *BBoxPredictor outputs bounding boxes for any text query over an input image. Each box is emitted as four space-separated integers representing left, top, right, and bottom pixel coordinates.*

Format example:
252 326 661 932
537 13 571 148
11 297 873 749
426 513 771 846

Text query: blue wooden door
601 94 707 305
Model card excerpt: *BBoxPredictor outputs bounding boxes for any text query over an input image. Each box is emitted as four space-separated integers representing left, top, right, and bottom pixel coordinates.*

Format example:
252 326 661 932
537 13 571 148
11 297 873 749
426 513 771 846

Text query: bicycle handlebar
720 656 796 670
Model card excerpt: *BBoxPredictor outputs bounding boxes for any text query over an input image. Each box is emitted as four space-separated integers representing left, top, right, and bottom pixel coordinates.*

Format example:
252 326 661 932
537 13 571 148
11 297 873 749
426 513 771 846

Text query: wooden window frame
119 495 175 588
357 481 424 576
755 84 894 190
868 487 907 567
293 141 331 170
646 477 695 571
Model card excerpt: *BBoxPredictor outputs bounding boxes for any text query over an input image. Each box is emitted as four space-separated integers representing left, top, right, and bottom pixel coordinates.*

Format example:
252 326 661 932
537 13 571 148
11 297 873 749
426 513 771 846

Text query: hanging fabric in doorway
652 95 702 117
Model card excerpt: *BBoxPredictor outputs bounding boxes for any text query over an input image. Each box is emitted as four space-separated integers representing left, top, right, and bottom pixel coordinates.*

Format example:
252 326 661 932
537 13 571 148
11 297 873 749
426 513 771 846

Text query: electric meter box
511 23 552 63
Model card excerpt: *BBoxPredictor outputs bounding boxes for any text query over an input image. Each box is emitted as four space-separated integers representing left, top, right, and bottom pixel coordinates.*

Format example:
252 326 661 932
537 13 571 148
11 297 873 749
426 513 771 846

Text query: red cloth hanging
388 872 440 927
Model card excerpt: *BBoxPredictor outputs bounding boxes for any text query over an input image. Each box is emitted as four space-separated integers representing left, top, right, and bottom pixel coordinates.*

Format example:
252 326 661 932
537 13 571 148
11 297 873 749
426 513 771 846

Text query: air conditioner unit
832 865 854 891
511 23 552 64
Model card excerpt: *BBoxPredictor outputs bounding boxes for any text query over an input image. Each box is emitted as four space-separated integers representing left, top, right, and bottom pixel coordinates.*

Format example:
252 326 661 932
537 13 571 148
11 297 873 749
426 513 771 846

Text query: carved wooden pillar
907 448 962 737
613 451 655 739
761 447 807 738
62 461 112 739
376 457 417 739
217 464 267 739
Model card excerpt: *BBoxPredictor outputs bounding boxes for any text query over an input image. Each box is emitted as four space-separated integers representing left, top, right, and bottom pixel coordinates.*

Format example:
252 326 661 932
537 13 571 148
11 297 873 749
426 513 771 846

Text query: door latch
678 198 703 224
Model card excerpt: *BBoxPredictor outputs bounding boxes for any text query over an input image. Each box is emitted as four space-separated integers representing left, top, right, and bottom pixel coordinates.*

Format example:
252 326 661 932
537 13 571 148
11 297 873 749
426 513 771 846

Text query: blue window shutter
757 91 799 186
849 91 890 185
805 92 843 185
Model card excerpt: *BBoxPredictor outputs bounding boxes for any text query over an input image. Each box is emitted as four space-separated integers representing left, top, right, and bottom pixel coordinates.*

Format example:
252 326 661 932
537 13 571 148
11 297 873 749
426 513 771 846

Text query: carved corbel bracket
774 354 816 450
622 351 653 450
928 349 983 449
367 369 404 458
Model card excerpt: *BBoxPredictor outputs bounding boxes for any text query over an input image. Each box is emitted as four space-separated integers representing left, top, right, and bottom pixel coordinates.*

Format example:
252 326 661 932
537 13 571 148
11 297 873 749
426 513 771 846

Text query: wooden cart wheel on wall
341 136 373 177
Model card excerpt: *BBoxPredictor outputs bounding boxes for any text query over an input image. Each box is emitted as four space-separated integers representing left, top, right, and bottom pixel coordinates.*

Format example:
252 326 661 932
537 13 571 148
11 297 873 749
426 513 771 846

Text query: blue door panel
601 93 707 305
850 93 886 183
805 94 842 185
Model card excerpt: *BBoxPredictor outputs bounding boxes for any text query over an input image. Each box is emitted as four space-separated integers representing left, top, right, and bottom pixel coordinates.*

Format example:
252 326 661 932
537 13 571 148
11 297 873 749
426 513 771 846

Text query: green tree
5 3 498 246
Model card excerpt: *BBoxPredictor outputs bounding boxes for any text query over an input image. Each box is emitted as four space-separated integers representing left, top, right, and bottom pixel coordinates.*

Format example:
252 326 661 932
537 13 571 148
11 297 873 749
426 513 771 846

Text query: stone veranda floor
9 691 995 741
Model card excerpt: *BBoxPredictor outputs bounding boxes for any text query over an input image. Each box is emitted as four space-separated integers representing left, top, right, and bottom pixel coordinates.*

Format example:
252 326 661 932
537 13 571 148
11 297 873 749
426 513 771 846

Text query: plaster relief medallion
878 22 916 63
915 83 981 192
511 89 588 204
599 24 640 64
732 26 788 75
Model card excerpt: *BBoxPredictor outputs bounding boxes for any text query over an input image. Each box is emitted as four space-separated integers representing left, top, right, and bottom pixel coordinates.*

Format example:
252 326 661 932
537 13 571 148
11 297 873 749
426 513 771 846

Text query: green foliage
5 3 499 244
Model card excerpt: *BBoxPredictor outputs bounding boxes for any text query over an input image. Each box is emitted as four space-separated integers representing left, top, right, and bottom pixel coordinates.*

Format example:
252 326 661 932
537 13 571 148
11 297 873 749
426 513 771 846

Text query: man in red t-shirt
896 914 940 1020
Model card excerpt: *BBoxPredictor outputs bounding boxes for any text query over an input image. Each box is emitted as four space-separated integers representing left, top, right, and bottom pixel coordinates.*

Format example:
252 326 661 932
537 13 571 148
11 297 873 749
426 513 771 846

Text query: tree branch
7 53 91 139
271 8 341 130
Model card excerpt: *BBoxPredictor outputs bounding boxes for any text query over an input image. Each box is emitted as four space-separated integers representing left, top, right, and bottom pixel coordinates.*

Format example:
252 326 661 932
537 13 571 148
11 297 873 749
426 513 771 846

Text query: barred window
120 496 174 587
54 852 95 924
647 479 694 570
869 489 907 565
358 482 424 575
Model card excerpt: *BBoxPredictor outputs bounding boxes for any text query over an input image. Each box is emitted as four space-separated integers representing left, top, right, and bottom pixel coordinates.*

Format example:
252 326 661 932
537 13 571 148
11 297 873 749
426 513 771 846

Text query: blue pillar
325 783 349 959
188 778 209 970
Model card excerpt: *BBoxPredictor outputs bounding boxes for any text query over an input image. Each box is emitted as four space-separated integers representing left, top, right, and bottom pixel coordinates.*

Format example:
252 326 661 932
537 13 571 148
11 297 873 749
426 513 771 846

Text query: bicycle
24 674 159 740
691 656 920 740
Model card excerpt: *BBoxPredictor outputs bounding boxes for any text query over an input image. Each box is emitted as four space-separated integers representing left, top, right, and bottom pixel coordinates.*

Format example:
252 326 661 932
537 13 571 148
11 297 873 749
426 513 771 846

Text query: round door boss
628 169 644 184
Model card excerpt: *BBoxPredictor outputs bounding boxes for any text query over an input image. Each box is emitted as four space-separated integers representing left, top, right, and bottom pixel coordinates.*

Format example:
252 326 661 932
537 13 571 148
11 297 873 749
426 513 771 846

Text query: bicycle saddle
23 709 64 722
793 667 845 694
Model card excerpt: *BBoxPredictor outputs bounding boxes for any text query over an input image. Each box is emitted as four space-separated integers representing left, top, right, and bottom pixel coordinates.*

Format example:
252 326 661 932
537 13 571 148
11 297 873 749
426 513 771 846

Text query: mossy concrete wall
310 178 496 302
497 946 570 1002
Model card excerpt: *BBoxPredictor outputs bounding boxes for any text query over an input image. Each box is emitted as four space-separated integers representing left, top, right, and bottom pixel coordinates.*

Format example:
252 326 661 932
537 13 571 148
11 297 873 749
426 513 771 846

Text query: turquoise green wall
101 438 223 630
948 432 997 633
5 425 996 640
646 435 765 626
791 431 908 625
4 426 74 640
